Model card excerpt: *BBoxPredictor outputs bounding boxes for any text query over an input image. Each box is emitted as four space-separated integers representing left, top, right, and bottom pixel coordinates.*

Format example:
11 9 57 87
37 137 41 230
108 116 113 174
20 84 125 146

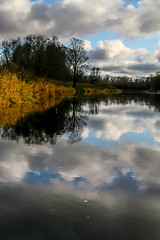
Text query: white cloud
89 39 148 61
88 39 160 76
0 0 160 40
83 40 92 51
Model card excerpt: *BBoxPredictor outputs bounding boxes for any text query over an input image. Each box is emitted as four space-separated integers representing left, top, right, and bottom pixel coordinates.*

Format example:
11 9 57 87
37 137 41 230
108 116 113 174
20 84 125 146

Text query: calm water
0 93 160 240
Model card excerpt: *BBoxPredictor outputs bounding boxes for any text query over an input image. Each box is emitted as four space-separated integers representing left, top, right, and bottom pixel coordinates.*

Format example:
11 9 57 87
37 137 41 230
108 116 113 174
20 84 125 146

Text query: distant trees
67 38 89 88
89 67 101 84
150 72 160 90
101 75 150 90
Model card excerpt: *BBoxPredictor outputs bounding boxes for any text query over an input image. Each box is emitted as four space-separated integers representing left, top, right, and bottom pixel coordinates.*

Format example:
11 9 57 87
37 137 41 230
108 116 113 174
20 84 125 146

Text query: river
0 93 160 239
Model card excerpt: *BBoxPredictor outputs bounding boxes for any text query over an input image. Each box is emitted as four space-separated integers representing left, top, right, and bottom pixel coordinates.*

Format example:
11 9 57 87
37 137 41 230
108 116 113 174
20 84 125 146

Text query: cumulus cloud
88 39 148 63
0 0 160 40
87 39 160 76
83 40 92 51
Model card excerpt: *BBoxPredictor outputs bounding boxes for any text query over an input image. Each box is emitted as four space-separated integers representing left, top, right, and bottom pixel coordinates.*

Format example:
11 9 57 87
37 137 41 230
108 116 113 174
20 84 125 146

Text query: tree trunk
73 67 76 88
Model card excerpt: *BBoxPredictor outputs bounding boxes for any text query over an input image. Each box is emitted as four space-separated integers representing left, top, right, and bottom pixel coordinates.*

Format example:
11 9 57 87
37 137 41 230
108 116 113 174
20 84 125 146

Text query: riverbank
0 70 121 128
0 70 76 128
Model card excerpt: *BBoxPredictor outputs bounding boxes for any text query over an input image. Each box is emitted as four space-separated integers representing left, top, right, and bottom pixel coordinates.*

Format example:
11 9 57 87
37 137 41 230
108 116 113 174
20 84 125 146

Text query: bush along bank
0 70 76 128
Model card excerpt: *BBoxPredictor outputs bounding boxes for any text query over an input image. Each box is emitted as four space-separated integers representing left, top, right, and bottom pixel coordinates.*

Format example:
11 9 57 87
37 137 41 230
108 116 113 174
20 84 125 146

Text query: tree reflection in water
0 96 94 144
1 93 160 144
65 96 88 143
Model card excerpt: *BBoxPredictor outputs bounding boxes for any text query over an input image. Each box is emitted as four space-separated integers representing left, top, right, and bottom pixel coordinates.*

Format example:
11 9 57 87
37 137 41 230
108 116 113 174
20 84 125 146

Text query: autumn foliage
0 70 76 128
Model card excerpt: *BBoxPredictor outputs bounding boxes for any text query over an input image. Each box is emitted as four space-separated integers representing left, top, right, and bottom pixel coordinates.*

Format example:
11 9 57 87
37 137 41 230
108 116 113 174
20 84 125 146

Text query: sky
0 0 160 77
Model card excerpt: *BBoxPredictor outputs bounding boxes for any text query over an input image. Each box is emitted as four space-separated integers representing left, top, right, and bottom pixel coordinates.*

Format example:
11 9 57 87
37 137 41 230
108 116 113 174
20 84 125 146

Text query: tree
1 35 70 81
89 67 101 84
67 38 89 88
1 38 21 65
150 71 160 90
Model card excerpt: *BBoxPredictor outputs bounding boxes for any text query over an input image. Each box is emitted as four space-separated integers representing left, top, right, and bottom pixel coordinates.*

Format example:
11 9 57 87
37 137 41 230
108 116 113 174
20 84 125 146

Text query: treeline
0 35 89 88
101 75 150 91
1 35 71 82
95 74 160 91
1 34 160 91
149 72 160 90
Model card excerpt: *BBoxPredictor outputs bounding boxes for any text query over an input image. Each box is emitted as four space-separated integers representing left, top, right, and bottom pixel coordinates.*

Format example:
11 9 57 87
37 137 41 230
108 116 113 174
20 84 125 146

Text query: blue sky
1 0 160 77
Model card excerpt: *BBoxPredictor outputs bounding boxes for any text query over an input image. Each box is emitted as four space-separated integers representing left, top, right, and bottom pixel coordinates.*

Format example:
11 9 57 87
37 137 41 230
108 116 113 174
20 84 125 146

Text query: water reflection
1 93 160 190
0 96 90 144
1 93 160 145
0 139 160 193
0 93 160 239
1 183 159 240
65 96 88 143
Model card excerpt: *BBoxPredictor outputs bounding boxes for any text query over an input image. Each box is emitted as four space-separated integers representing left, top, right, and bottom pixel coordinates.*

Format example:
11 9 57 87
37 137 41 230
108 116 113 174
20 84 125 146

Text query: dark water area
0 93 160 239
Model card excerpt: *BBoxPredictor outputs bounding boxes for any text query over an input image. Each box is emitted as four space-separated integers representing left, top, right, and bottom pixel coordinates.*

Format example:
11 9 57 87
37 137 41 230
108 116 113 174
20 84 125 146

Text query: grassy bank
50 79 122 95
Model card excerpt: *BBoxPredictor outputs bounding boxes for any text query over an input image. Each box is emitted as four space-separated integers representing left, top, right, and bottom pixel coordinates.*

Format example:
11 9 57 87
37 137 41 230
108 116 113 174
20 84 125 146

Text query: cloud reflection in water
0 96 160 239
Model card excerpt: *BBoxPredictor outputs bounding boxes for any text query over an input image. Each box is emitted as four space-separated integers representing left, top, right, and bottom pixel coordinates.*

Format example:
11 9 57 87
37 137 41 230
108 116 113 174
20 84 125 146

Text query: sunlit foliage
0 70 75 128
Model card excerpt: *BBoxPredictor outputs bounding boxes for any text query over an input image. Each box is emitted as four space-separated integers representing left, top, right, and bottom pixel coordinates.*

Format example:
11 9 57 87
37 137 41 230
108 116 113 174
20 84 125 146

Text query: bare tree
90 67 101 84
1 38 20 65
67 38 89 88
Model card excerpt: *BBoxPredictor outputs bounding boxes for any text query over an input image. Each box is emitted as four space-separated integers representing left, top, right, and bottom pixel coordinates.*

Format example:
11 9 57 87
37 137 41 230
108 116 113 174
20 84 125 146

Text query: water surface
0 94 160 239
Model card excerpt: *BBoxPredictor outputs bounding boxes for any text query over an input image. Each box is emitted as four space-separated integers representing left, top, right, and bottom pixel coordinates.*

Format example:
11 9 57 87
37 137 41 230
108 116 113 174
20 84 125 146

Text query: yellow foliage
0 70 74 128
83 87 122 95
55 86 76 97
